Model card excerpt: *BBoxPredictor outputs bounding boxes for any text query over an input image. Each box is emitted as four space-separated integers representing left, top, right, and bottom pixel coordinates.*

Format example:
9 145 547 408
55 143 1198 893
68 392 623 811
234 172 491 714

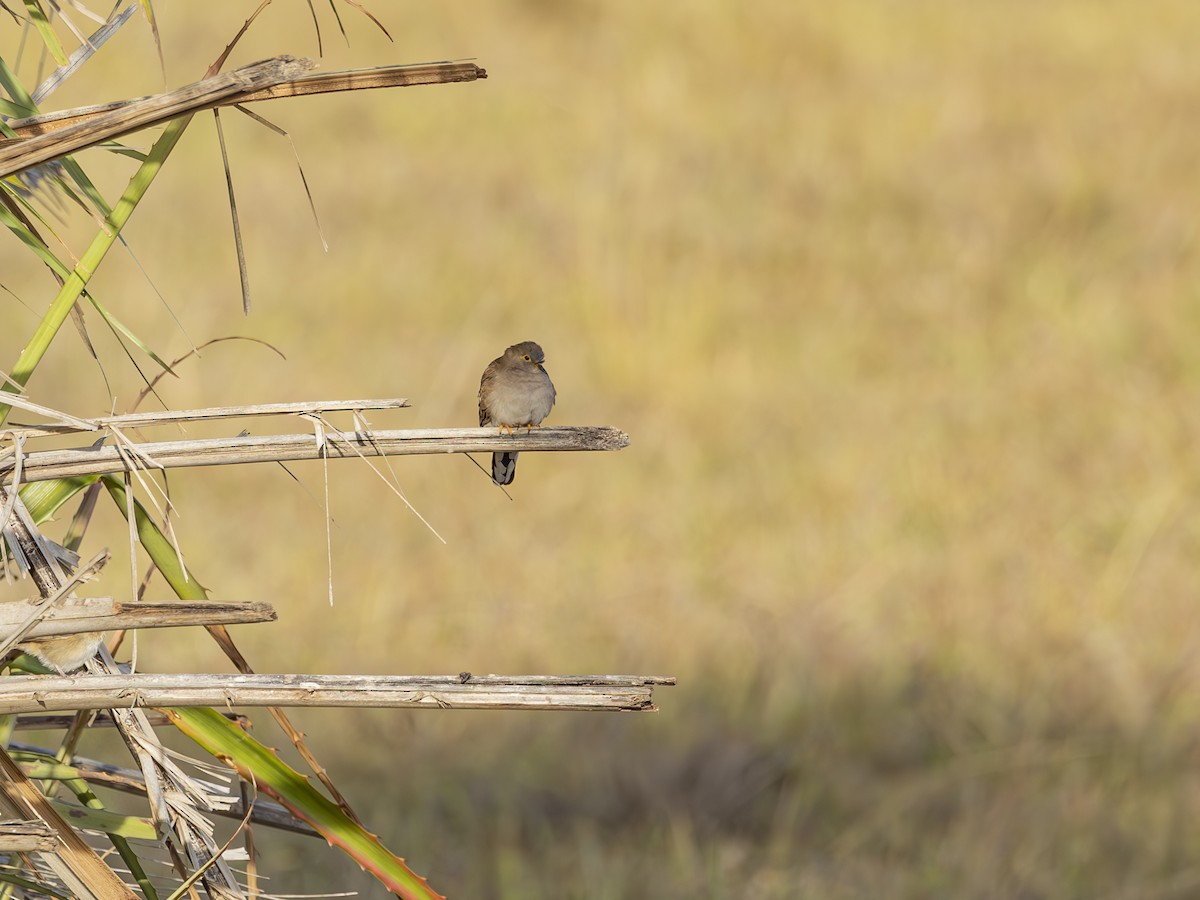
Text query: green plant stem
0 114 195 426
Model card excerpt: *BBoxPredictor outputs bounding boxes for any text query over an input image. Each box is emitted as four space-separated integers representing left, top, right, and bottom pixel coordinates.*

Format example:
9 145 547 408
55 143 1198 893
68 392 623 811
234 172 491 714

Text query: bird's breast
488 371 555 427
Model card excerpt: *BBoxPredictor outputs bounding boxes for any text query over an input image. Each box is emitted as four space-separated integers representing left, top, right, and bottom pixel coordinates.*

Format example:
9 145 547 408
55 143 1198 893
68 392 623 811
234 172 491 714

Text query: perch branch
5 426 630 482
0 674 675 715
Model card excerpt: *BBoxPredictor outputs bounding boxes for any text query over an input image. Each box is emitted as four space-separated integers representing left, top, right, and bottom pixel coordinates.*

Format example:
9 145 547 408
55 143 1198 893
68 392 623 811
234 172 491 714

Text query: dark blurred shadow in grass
234 658 1200 899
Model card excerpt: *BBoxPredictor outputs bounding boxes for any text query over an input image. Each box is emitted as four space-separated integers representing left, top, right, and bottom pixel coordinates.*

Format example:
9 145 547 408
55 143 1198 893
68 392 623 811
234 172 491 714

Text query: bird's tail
492 451 518 485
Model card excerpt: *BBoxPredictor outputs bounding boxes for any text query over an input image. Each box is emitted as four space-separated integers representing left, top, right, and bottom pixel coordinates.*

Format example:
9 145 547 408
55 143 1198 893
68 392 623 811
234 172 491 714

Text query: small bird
478 341 556 485
16 632 104 673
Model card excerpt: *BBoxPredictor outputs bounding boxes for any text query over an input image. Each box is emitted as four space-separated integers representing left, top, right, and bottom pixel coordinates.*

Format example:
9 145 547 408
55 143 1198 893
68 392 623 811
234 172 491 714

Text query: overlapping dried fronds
0 4 650 899
0 58 487 176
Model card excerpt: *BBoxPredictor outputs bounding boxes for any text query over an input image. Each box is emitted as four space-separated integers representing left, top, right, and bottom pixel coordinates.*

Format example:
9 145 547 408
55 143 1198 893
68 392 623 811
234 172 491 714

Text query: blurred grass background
6 1 1200 896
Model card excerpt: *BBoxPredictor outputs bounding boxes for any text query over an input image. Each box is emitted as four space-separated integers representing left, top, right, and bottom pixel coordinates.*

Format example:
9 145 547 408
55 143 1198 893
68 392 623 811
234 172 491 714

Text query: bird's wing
478 359 500 426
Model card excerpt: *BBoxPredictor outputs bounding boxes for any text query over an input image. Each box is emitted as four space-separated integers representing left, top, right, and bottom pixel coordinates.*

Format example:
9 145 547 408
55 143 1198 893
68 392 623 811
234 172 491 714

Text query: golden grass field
7 1 1200 896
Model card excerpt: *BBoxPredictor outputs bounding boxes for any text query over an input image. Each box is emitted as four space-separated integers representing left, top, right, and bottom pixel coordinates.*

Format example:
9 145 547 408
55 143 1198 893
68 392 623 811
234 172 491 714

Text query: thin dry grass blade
42 0 90 50
61 478 101 551
234 104 327 250
9 398 407 437
57 0 106 26
211 107 251 313
325 0 347 46
135 0 165 87
68 302 116 407
127 336 286 413
336 0 392 41
315 414 445 544
118 235 199 354
303 0 322 56
0 393 96 430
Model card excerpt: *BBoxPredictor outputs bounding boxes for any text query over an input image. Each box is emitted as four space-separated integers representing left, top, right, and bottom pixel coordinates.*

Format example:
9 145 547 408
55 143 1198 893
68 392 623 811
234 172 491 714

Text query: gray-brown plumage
478 341 556 485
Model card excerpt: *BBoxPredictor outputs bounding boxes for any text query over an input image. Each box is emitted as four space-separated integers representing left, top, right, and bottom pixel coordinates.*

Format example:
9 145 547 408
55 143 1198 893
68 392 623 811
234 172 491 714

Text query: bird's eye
523 354 532 362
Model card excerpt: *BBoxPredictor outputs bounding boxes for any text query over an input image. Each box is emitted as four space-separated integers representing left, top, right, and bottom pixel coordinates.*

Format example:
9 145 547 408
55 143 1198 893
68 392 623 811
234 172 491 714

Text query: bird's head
505 341 546 367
